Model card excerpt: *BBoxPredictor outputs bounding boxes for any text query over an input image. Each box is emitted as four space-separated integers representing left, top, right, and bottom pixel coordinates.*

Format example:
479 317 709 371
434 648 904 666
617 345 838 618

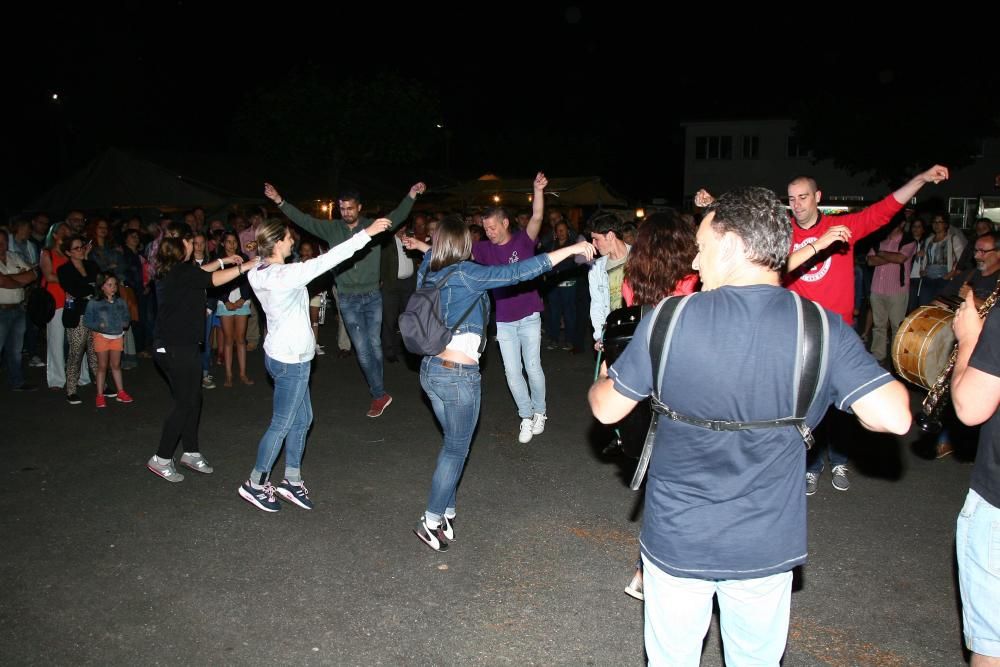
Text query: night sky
7 5 997 215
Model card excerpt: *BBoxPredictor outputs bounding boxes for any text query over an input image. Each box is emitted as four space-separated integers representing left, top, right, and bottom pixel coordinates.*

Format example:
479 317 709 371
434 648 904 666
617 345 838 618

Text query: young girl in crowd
238 217 391 512
214 231 254 387
83 273 134 407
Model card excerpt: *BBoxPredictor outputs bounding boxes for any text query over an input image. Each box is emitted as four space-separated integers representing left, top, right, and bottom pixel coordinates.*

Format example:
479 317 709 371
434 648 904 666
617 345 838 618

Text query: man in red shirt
784 165 949 493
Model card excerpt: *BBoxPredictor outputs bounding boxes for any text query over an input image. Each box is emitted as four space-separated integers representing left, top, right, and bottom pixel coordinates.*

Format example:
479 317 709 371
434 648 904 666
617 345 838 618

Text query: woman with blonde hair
401 215 596 551
238 216 392 512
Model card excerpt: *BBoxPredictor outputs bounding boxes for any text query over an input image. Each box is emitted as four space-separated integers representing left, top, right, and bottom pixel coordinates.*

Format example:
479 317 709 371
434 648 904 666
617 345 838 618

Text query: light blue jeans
420 356 481 521
339 290 384 398
642 555 792 666
956 489 1000 657
251 355 313 485
495 312 545 419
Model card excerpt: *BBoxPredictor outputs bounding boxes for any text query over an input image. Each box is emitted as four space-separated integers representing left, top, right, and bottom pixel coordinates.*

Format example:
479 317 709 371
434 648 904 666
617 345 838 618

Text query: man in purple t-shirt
473 172 548 443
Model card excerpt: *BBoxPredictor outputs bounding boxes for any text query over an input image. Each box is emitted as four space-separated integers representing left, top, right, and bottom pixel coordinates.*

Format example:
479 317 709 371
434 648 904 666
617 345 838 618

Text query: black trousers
381 274 416 356
154 344 203 459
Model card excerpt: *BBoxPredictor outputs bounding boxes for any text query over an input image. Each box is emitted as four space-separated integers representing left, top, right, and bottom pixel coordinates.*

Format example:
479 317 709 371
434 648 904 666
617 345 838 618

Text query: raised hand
920 165 949 185
264 182 283 205
573 241 597 262
534 172 548 191
815 224 852 250
365 218 393 237
409 182 427 198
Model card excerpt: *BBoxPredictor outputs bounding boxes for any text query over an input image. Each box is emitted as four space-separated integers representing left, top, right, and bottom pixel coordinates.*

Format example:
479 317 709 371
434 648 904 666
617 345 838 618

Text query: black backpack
399 265 488 356
629 292 829 490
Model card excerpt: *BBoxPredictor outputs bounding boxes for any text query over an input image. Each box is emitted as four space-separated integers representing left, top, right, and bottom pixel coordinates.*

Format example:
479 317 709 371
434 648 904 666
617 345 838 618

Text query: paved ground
0 345 977 665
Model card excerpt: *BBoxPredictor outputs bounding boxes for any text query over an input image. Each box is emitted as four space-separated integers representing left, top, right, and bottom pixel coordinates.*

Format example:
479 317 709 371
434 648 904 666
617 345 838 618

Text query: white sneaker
530 412 547 435
29 356 45 368
315 344 326 356
518 418 534 443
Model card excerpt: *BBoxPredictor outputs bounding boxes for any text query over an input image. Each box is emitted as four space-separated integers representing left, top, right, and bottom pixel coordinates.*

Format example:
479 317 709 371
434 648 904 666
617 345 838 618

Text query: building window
787 136 809 158
695 135 734 160
741 135 759 159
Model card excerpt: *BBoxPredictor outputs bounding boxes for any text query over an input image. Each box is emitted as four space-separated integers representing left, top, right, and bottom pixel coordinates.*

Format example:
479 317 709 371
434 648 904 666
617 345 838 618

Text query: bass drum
891 305 955 390
602 305 652 459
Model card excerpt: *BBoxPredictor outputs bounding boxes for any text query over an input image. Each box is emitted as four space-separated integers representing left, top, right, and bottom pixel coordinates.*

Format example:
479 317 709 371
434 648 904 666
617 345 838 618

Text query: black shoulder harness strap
629 292 829 491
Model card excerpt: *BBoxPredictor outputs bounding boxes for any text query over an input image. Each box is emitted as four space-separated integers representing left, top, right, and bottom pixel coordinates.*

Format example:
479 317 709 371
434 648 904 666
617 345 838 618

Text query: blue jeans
252 355 313 484
420 356 481 520
956 489 1000 657
339 290 384 398
0 307 27 388
545 284 577 346
496 312 545 419
201 310 213 374
642 555 792 666
806 408 848 474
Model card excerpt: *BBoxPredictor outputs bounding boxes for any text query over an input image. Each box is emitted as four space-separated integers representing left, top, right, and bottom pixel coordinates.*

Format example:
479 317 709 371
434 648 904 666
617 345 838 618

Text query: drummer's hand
953 291 984 344
594 340 603 352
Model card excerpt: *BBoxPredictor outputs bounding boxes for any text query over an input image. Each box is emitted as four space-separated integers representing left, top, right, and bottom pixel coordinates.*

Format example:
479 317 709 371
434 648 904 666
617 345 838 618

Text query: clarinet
917 279 1000 433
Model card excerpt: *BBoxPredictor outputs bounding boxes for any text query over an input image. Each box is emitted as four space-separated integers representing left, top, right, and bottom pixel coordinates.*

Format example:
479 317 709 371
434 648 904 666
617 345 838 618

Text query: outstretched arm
384 183 426 233
892 165 949 204
265 182 343 243
525 172 547 241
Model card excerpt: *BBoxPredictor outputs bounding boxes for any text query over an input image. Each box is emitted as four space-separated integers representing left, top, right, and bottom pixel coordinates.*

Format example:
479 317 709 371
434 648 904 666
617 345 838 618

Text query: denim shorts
956 488 1000 657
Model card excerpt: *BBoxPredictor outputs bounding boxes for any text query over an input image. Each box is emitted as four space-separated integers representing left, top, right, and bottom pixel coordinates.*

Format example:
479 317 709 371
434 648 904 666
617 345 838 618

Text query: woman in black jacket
56 235 99 405
146 226 255 483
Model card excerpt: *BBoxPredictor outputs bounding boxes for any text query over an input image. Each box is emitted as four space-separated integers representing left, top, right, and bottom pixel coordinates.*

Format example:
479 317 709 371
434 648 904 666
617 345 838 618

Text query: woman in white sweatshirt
238 216 391 512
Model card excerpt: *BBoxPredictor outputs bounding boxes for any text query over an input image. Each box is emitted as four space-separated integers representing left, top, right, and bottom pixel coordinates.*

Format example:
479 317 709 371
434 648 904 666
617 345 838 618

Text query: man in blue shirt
589 187 911 665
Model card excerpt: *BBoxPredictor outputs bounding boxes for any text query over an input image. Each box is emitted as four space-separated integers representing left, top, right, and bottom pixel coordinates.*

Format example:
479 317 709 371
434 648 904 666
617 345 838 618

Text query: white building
681 118 1000 227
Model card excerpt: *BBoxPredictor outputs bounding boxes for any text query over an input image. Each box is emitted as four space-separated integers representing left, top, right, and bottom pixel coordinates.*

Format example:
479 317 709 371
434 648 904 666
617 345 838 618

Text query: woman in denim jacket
84 273 133 407
401 216 595 551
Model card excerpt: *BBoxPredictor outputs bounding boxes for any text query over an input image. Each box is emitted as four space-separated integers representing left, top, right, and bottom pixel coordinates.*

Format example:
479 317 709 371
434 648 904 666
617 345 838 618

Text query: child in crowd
83 273 134 407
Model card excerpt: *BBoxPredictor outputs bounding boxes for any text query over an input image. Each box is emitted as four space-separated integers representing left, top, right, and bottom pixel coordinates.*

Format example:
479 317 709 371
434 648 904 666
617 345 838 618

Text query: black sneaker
12 384 37 392
66 393 82 405
238 480 280 512
414 515 449 552
275 480 314 510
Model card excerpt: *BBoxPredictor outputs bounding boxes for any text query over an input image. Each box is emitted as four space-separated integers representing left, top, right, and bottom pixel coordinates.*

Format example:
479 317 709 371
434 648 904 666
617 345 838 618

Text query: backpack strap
420 265 459 289
629 293 828 491
629 295 691 490
791 293 828 450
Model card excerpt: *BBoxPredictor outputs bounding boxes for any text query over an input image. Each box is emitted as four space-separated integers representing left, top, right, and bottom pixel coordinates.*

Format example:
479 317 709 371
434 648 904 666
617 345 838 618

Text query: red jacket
784 195 903 325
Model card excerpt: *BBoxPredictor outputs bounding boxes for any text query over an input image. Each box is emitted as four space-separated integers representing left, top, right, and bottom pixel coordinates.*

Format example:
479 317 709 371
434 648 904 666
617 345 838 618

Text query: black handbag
61 296 87 328
26 287 56 327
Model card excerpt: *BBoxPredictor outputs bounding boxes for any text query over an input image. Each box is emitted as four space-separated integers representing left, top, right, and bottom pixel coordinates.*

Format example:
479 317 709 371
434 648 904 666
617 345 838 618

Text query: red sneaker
96 394 106 409
366 394 392 418
116 390 134 404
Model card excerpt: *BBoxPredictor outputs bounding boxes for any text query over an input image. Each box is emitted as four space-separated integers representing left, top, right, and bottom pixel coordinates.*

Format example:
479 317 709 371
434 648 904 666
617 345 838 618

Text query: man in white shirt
0 233 39 391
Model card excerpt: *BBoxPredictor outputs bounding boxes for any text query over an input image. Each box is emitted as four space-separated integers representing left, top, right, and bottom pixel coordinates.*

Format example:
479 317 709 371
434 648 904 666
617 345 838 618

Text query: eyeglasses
974 247 998 255
69 245 85 251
